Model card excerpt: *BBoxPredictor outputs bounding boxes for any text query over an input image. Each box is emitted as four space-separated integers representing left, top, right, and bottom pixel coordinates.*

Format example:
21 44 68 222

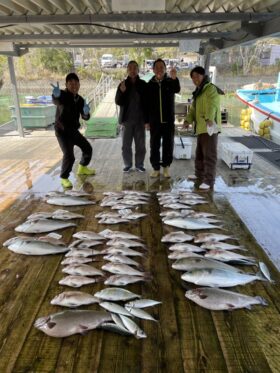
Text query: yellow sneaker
150 170 160 178
77 165 96 175
163 167 170 178
61 178 73 188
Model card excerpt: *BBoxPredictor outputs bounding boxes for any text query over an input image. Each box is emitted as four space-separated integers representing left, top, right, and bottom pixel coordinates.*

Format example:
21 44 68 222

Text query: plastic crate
85 117 118 138
221 142 253 169
10 105 56 128
174 136 192 159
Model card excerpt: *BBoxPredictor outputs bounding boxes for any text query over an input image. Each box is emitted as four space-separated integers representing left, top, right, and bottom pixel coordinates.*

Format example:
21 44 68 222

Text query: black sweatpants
195 133 218 187
150 123 175 170
55 129 92 179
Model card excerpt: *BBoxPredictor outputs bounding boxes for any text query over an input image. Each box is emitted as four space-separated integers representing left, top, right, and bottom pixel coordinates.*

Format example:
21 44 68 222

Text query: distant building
260 44 280 66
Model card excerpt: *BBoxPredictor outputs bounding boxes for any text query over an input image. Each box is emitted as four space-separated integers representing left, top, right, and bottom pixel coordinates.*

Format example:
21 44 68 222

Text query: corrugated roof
0 0 279 55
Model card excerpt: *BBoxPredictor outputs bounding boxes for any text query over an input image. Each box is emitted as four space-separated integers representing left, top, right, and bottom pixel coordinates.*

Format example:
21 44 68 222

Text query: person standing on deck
146 58 180 178
51 73 95 189
115 60 148 173
183 66 223 191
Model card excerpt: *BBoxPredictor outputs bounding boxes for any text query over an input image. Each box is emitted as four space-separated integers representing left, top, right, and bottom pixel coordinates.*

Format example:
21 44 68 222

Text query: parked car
101 54 117 68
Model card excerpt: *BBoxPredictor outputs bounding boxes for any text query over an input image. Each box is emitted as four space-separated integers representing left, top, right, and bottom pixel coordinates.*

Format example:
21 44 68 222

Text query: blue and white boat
236 73 280 142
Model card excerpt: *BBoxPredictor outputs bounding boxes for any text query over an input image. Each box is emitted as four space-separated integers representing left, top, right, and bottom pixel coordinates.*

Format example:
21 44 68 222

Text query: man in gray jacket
115 61 148 172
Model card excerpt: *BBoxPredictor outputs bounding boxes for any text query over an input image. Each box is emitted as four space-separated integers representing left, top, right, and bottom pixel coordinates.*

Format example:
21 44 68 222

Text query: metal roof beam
0 31 234 42
17 42 180 48
217 16 280 50
0 12 278 24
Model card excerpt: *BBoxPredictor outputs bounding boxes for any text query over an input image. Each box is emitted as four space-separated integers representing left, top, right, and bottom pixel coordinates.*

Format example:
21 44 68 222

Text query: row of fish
158 191 270 311
36 217 161 338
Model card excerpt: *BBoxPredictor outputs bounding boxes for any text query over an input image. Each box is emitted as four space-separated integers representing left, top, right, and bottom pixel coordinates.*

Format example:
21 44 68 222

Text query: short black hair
66 73 79 82
153 58 166 68
127 60 139 68
190 66 205 77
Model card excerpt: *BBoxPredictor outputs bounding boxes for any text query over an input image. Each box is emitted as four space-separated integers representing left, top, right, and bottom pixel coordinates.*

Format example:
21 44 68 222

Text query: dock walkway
0 99 279 372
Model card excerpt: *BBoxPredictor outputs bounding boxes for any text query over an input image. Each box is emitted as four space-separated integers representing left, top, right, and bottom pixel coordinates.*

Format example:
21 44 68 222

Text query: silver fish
3 236 69 256
72 231 106 240
62 264 104 277
103 254 141 267
111 204 134 210
201 242 245 251
102 263 146 276
123 190 150 197
46 196 95 206
34 310 111 337
101 246 144 257
99 322 133 336
185 287 268 310
106 238 146 248
163 203 192 210
98 217 130 224
51 209 85 220
99 302 132 316
125 299 162 309
124 306 157 321
64 190 91 197
161 231 194 243
99 229 141 240
181 268 266 287
104 274 151 286
61 257 96 265
172 257 243 273
27 212 53 220
121 213 147 220
164 218 221 230
259 262 273 282
168 251 202 260
168 243 205 253
15 219 76 233
50 291 100 308
194 233 236 243
69 240 102 249
119 315 147 339
94 287 140 301
95 212 120 219
65 248 101 257
59 275 102 287
160 210 194 218
205 250 256 265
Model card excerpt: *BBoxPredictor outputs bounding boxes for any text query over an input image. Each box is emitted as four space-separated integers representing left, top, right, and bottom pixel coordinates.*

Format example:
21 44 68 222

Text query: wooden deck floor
0 126 279 373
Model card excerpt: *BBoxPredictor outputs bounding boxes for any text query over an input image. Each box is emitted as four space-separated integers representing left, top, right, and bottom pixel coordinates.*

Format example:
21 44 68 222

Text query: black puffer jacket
52 89 90 133
147 74 180 124
115 76 148 124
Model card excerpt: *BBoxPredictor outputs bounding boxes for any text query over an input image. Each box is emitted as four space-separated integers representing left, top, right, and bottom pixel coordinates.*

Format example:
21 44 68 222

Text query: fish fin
244 305 252 310
226 304 235 310
47 321 56 329
79 324 89 335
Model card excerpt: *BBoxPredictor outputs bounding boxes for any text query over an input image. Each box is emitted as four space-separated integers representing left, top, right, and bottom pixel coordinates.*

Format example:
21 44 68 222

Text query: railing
87 73 114 114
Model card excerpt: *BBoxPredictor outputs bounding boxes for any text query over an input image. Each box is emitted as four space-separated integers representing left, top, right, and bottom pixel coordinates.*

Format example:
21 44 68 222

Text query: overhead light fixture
112 0 165 11
179 40 201 53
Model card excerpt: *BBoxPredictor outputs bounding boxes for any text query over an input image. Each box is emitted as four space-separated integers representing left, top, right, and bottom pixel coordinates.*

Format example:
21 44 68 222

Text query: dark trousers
150 123 175 170
195 133 218 187
56 129 92 179
122 122 146 168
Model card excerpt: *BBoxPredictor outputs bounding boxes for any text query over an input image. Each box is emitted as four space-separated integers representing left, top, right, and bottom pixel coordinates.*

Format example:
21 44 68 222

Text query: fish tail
255 296 268 306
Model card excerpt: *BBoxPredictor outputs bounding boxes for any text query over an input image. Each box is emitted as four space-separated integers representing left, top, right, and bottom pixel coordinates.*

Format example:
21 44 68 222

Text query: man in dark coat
147 58 180 178
115 60 148 172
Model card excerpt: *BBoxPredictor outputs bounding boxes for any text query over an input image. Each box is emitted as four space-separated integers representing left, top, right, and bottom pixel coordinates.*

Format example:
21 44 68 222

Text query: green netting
85 116 118 138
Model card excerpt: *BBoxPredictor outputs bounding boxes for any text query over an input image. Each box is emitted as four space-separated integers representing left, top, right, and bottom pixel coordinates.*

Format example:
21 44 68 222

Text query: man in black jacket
51 73 95 188
147 58 180 178
115 60 148 172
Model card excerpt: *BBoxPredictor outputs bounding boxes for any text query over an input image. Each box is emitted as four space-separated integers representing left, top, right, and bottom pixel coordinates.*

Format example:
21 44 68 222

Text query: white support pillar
8 56 24 137
204 53 211 75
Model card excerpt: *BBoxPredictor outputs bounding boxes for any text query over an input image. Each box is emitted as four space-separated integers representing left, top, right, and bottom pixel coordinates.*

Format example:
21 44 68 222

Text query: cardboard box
221 142 253 169
174 136 192 159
